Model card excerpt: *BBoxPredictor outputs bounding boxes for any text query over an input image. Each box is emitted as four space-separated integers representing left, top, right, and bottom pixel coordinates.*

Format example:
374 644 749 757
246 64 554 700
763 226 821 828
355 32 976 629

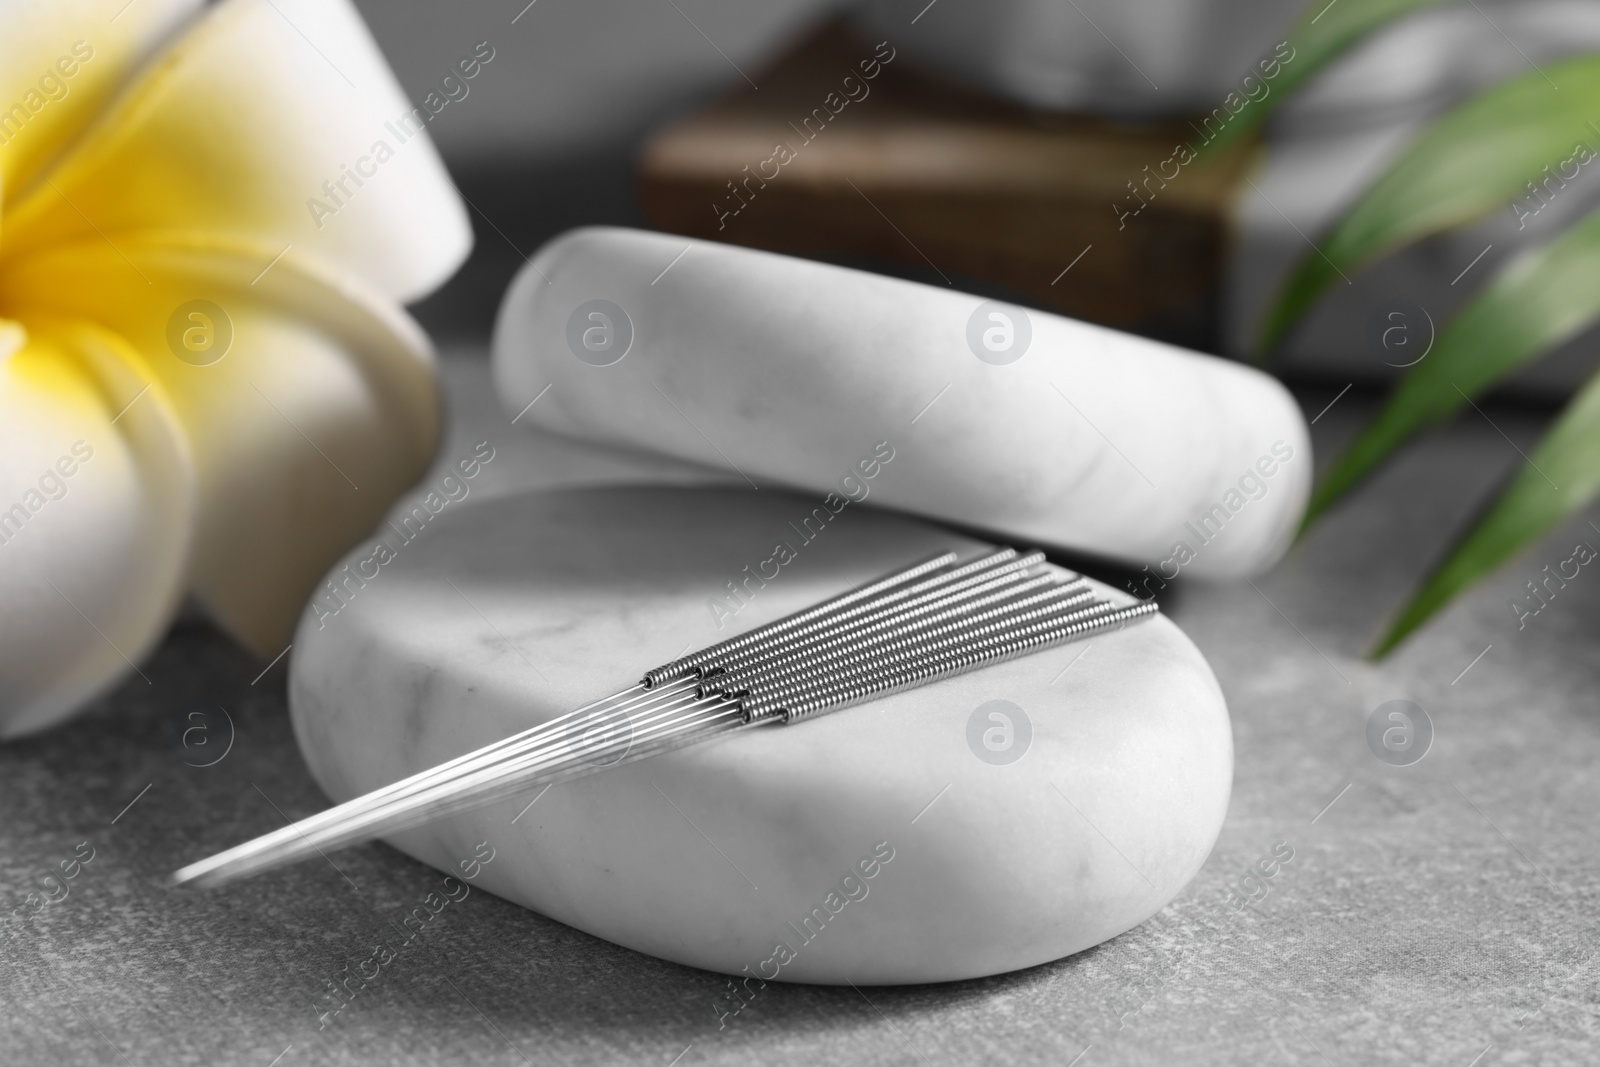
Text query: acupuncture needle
704 574 1085 697
737 588 1122 706
746 600 1153 721
645 550 964 686
704 555 1054 685
173 545 1158 888
762 601 1160 722
177 692 753 887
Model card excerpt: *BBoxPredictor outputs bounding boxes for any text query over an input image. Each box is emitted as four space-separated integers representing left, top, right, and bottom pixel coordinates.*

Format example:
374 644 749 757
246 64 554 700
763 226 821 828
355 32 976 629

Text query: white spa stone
492 227 1310 581
290 486 1232 984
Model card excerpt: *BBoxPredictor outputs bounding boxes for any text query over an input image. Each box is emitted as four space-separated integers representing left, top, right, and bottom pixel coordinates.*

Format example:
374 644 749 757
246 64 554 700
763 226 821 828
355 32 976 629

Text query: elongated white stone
492 227 1309 580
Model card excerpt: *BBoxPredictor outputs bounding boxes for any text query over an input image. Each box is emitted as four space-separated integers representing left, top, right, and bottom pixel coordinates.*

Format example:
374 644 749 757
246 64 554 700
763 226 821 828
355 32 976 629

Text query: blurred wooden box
637 21 1258 341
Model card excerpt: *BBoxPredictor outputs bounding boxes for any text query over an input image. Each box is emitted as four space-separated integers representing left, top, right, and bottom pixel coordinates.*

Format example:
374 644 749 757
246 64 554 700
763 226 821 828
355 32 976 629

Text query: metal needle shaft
173 545 1158 889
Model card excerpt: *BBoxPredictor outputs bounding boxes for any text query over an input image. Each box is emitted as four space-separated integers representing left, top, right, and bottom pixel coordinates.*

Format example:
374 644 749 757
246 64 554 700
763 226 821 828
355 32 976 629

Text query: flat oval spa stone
492 226 1311 579
290 487 1232 984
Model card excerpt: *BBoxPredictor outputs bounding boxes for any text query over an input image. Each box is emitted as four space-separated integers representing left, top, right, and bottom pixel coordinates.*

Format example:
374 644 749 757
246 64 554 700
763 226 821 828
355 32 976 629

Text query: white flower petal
0 0 199 194
2 232 440 656
0 317 194 736
2 0 470 302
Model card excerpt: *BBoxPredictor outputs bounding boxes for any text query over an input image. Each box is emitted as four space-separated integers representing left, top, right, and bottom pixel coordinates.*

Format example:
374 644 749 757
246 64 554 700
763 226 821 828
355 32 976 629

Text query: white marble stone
289 485 1232 984
493 227 1310 580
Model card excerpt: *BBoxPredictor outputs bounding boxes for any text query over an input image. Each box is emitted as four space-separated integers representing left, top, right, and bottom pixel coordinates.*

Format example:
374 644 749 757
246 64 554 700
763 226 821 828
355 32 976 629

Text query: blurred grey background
354 0 840 166
356 0 842 339
362 0 1600 394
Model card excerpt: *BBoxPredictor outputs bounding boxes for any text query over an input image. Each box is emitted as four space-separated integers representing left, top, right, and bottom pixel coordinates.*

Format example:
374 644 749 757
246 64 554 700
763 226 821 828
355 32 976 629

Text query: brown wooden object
636 21 1258 332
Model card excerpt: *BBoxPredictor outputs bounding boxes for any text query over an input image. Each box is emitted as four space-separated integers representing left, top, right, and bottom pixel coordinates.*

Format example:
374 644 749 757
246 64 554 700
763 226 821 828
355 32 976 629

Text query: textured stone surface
289 486 1231 983
492 226 1310 578
1 349 1596 1066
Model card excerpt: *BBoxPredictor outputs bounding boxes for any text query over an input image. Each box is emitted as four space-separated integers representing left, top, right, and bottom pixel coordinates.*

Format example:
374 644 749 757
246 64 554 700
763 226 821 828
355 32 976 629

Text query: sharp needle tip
176 547 1156 886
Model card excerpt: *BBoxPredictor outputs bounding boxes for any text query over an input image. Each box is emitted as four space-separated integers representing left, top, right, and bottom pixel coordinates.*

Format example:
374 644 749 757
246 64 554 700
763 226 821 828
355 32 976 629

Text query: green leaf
1203 0 1454 153
1219 1 1600 650
1258 53 1600 351
1305 201 1600 528
1372 363 1600 655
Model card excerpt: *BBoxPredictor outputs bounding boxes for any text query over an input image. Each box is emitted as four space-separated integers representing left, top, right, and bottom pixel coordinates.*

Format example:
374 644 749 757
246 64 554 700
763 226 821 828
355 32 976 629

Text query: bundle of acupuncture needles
173 546 1158 888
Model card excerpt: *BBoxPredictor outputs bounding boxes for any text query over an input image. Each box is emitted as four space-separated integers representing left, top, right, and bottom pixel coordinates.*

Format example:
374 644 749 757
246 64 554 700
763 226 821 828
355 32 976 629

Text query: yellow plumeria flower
0 0 471 735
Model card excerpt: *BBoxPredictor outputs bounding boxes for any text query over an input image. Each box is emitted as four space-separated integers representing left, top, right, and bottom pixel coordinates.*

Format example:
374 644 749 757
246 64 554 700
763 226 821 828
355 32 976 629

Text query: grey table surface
2 348 1596 1067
